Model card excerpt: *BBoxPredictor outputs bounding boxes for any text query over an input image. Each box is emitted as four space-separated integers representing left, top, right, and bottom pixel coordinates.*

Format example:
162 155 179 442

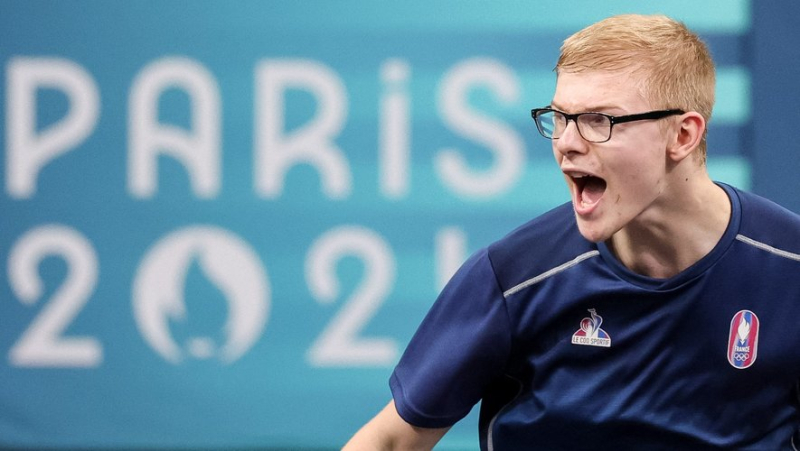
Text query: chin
575 219 611 244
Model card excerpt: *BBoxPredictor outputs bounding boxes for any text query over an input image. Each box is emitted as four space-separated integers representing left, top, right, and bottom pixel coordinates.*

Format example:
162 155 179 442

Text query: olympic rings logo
732 353 750 361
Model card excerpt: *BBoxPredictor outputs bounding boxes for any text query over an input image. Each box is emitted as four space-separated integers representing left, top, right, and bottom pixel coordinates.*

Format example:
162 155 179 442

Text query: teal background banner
2 0 794 448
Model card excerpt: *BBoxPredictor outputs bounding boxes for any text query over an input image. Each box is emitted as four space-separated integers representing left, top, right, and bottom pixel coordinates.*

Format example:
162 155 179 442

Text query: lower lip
573 190 601 217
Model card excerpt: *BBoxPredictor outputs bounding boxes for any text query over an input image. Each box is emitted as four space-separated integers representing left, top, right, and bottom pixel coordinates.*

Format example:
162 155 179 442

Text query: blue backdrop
0 0 793 449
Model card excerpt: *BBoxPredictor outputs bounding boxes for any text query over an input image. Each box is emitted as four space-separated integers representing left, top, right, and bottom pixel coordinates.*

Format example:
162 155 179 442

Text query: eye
582 113 608 128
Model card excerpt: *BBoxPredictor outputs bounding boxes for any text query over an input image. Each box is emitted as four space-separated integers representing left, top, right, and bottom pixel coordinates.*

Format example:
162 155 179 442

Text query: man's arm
343 400 450 450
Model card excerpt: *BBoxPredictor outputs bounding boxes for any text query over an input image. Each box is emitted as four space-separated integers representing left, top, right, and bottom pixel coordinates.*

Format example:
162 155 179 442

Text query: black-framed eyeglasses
530 107 685 143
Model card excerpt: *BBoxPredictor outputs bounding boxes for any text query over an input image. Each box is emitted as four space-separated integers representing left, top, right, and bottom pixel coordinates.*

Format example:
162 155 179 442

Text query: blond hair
556 14 715 161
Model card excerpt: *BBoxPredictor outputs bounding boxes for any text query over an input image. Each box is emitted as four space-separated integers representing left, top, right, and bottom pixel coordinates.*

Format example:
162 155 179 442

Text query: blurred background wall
1 0 797 449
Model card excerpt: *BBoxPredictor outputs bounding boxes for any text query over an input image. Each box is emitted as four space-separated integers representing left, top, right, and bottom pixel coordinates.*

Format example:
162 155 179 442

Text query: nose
553 119 588 156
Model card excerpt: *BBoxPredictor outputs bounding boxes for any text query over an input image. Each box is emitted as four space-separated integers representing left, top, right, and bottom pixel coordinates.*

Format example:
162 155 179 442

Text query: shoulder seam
485 249 514 348
503 250 600 298
736 234 800 262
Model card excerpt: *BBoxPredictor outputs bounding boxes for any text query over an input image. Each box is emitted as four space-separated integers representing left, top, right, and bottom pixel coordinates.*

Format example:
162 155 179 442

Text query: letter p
6 58 99 198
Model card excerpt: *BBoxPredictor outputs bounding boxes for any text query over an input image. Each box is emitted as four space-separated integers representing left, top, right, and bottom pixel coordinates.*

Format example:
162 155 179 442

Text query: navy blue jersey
391 184 800 450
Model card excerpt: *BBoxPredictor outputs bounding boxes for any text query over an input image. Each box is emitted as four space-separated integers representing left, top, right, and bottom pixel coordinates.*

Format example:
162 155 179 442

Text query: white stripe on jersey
736 234 800 262
503 250 600 298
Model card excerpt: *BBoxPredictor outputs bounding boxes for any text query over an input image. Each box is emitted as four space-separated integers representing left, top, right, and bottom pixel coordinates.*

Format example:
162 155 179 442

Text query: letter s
436 58 524 198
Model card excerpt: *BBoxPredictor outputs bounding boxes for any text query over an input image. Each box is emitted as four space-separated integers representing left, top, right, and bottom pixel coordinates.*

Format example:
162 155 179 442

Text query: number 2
306 225 398 367
7 225 101 367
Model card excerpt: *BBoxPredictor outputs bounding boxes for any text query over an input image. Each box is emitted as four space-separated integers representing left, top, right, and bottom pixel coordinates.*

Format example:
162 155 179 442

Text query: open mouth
572 173 607 208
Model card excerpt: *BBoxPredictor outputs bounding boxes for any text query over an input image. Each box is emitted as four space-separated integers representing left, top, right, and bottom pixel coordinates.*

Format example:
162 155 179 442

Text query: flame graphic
737 316 751 345
133 227 270 364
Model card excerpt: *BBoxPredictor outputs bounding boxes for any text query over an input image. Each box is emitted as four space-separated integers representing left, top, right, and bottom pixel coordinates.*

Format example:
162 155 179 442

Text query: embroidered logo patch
727 310 759 369
571 308 611 347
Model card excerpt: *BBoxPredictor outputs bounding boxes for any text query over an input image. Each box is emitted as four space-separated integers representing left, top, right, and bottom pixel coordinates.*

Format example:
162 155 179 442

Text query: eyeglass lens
537 111 611 142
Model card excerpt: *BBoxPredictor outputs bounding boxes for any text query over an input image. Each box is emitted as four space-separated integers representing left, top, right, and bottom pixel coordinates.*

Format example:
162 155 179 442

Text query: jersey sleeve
390 247 512 428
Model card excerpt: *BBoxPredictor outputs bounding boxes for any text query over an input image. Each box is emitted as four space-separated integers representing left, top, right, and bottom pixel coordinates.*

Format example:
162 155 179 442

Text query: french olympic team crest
571 308 611 347
727 310 759 369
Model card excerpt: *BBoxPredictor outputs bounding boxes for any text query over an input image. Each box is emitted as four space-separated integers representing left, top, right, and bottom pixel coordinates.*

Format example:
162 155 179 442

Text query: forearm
343 401 448 451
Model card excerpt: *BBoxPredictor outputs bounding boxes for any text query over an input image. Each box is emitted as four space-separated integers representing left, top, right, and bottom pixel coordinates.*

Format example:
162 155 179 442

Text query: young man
345 14 800 450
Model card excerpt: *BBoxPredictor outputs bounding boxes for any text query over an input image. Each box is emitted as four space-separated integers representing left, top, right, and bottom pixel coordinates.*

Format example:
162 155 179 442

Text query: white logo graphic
571 308 611 347
737 318 751 344
133 226 270 364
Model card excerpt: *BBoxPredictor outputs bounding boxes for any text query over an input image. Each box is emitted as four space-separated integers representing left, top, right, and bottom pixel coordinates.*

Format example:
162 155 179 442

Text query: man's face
551 70 671 243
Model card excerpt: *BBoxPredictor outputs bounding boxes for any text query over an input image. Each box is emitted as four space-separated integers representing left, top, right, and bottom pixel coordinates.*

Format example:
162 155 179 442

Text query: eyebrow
549 102 625 113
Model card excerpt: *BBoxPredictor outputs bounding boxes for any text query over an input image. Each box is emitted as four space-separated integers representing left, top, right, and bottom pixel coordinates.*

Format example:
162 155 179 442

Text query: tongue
581 177 606 205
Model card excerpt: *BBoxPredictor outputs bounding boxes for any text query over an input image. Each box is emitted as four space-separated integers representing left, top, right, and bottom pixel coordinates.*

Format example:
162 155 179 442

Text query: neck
606 171 731 279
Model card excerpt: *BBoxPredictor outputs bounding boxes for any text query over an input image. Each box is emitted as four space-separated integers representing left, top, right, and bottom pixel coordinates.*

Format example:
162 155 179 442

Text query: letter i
378 59 410 199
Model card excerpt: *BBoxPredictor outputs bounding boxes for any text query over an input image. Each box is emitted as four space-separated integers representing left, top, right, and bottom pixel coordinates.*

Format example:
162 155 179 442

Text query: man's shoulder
485 202 595 293
728 184 800 255
734 186 800 222
733 185 800 231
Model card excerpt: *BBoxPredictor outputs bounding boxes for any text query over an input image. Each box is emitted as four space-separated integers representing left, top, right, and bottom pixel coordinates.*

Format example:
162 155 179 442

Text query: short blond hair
556 14 715 161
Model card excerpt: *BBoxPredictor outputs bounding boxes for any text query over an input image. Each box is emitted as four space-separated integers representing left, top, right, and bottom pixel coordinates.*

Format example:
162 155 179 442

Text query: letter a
128 57 221 198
